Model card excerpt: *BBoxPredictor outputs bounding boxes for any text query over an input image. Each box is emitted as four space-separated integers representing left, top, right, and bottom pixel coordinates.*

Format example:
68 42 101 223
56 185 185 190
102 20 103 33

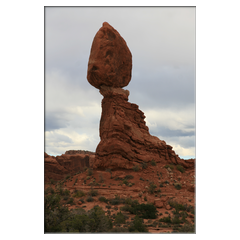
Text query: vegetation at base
114 211 127 224
141 162 148 169
88 187 98 196
87 168 93 176
148 182 157 194
150 159 156 166
132 165 139 172
174 183 182 190
128 215 148 232
98 196 108 203
72 190 85 198
164 164 174 170
108 195 125 205
120 199 157 219
176 165 185 173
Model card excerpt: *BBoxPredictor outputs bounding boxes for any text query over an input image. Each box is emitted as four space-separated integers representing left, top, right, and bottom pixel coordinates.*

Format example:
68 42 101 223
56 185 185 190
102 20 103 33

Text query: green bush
129 203 157 219
65 174 71 180
132 165 139 172
88 188 98 196
67 197 75 205
150 159 156 166
164 164 174 170
109 227 128 232
86 196 94 202
98 173 104 183
44 193 70 232
124 175 134 180
73 190 85 198
114 211 126 224
140 177 144 181
98 196 108 203
174 183 182 190
122 179 129 186
109 195 125 205
128 215 148 232
159 216 171 223
87 168 93 176
176 165 185 173
45 187 55 195
148 182 157 194
177 223 195 233
141 162 148 169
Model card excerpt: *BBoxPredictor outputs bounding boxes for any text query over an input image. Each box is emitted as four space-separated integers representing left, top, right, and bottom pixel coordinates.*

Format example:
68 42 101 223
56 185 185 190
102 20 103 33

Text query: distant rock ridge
65 150 95 155
87 22 195 170
44 152 94 182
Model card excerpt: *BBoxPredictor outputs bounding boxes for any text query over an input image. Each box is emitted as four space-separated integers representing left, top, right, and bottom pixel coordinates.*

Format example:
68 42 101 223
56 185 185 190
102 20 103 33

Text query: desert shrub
122 179 129 186
150 159 156 166
128 203 157 219
63 196 69 201
177 223 195 233
45 187 55 195
159 183 164 187
109 195 125 205
98 173 104 183
172 216 181 224
87 168 93 176
79 198 85 203
86 176 91 180
86 196 94 202
132 165 139 172
106 205 111 209
66 206 113 232
124 175 134 180
88 188 98 196
65 174 71 180
66 198 75 205
114 211 126 224
73 190 85 198
98 196 108 203
141 162 148 169
140 177 144 181
44 193 70 232
159 216 171 223
50 179 56 185
109 227 128 232
128 215 148 232
174 183 182 190
148 182 157 194
120 204 132 212
164 164 174 170
144 196 147 201
176 165 185 173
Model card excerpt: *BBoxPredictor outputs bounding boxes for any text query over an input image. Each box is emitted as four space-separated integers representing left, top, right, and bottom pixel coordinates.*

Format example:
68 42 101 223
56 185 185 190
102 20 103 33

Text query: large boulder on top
87 22 132 89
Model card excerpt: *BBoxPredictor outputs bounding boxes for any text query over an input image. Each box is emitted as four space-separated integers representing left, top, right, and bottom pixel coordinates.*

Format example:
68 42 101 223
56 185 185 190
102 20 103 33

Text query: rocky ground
44 157 195 233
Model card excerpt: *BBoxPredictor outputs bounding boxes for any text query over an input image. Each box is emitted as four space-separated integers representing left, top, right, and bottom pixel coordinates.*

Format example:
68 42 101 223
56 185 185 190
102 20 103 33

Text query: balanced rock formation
87 22 195 170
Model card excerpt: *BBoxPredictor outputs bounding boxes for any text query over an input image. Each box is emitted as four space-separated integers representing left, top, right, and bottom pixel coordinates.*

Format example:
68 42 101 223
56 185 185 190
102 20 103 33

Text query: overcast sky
45 6 196 159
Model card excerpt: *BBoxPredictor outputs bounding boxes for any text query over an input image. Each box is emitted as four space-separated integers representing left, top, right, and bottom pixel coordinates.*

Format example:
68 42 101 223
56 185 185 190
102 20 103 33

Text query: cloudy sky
45 6 195 159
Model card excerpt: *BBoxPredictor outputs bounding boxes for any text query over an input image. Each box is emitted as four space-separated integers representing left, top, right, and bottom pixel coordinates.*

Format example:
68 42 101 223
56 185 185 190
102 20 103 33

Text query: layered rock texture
44 152 95 182
87 22 195 170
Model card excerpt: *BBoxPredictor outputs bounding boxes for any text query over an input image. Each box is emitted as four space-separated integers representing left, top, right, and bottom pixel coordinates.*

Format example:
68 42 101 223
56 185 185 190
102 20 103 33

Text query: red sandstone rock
87 23 195 170
44 152 95 182
155 200 164 208
87 22 132 89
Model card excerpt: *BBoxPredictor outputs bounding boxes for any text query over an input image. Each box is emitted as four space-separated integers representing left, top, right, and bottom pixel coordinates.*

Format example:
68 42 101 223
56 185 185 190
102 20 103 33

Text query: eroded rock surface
44 152 95 182
87 22 195 170
87 22 132 89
